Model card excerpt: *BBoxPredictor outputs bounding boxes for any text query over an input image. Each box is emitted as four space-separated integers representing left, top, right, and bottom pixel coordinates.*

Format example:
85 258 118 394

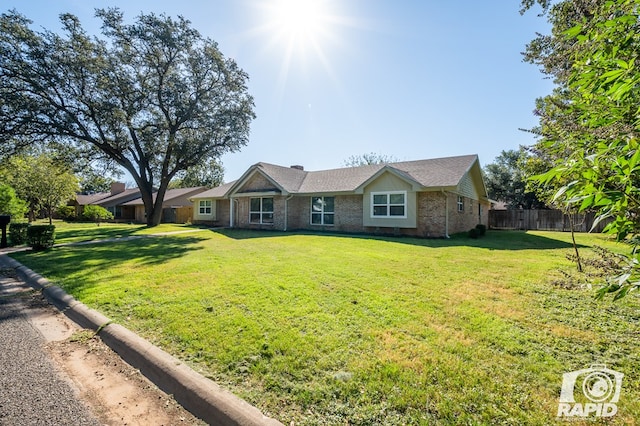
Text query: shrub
475 224 487 236
57 205 77 221
8 222 29 246
468 228 479 239
0 184 28 219
27 225 56 250
82 205 114 225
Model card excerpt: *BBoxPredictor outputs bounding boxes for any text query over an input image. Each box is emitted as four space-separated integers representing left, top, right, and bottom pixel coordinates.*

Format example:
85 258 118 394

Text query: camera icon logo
557 364 623 418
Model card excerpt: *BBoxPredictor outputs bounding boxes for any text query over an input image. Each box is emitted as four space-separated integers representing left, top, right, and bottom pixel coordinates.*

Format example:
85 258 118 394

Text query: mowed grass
29 219 201 244
10 228 640 425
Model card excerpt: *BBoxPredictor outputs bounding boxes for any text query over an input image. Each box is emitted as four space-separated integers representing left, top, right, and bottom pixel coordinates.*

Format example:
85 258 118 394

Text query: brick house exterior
191 155 490 237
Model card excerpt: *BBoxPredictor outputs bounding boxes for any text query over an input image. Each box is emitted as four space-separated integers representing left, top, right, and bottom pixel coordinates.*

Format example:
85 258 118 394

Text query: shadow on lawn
11 236 206 294
54 225 144 243
213 228 588 250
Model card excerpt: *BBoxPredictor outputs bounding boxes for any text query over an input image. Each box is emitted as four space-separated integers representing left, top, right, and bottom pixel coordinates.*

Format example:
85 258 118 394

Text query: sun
251 0 354 102
265 0 333 49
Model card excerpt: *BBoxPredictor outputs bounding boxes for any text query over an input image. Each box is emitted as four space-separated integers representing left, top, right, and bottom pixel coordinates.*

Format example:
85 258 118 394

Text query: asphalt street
0 270 100 426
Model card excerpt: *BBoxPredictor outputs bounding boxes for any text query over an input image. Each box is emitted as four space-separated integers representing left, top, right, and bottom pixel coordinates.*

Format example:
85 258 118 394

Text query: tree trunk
147 202 163 226
139 181 170 227
568 211 583 273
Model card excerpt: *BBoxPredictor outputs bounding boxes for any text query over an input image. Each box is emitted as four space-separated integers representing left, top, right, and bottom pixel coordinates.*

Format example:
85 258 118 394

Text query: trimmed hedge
8 222 29 246
27 225 56 250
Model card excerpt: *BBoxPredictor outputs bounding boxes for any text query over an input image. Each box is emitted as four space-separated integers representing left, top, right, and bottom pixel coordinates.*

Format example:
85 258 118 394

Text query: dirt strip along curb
0 254 283 426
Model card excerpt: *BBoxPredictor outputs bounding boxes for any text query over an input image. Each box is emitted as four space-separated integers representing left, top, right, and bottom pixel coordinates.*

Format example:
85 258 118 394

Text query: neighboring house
90 182 141 221
71 192 111 217
190 154 490 237
70 182 136 219
121 187 207 223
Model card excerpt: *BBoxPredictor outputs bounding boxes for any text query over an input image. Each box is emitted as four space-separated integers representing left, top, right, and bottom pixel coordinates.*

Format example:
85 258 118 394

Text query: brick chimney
110 182 126 195
290 165 304 171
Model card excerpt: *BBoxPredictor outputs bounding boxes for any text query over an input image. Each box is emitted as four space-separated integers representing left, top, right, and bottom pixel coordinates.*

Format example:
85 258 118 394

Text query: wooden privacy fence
488 209 611 232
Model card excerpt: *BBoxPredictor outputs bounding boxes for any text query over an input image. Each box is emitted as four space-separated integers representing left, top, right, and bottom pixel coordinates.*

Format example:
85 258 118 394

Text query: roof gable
227 162 307 196
354 165 424 194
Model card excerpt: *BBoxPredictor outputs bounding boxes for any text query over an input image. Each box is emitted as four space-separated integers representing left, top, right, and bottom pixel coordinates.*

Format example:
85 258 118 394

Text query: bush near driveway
26 225 55 250
8 222 29 246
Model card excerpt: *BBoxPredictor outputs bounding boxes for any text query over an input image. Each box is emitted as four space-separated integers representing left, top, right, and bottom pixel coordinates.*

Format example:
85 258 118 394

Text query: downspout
284 195 294 231
441 190 450 238
229 197 235 228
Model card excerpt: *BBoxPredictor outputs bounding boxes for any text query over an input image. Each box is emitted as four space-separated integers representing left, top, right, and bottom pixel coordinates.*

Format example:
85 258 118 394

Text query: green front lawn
10 228 640 424
29 220 201 245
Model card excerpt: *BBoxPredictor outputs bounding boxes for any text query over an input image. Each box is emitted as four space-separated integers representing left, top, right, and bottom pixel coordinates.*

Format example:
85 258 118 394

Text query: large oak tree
0 8 255 226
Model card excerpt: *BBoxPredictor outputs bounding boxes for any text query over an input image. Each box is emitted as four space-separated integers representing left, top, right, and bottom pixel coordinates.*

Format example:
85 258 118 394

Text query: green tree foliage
82 204 114 226
170 159 224 189
79 171 115 194
483 149 546 209
343 152 399 167
524 0 640 298
0 184 27 219
2 155 79 224
57 205 77 221
0 9 255 226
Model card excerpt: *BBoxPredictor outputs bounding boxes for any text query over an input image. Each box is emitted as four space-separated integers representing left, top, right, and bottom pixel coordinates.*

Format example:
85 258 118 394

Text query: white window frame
370 191 407 218
310 196 335 226
198 200 212 215
457 196 464 212
250 197 274 224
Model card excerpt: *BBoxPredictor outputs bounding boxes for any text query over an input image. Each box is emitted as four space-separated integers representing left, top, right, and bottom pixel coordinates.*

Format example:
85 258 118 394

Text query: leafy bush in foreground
8 222 29 246
27 225 55 250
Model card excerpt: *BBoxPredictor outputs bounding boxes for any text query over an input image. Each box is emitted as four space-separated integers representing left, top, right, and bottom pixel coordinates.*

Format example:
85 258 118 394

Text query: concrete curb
0 254 283 426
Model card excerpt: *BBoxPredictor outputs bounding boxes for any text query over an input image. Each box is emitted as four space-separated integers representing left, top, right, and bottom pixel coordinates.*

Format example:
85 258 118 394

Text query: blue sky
4 1 552 182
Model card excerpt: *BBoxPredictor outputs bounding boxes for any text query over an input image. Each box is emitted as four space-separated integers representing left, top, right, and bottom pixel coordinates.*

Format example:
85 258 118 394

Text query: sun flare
275 0 320 38
253 0 355 102
268 0 330 46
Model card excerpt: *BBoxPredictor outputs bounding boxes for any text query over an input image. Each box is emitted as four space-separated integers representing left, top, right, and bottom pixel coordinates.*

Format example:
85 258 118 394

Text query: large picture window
371 191 406 218
311 196 334 225
198 200 212 215
250 197 274 224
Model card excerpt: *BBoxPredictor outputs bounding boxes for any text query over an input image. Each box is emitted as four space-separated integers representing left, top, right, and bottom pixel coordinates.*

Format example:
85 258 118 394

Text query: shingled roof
121 187 206 207
195 154 483 198
190 181 237 199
